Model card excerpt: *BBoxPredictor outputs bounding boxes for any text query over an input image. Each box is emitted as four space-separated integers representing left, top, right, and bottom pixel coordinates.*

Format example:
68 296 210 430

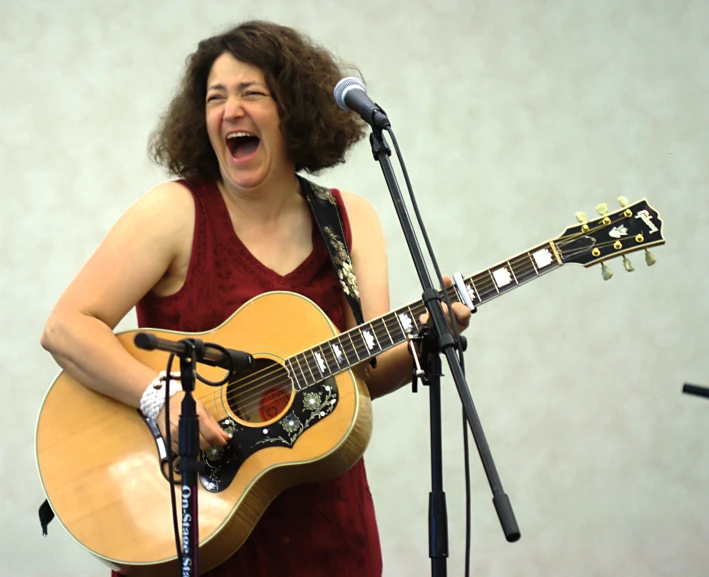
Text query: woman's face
205 52 292 191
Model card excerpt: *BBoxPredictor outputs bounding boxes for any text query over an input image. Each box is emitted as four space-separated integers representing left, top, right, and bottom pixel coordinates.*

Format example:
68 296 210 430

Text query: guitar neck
285 240 562 390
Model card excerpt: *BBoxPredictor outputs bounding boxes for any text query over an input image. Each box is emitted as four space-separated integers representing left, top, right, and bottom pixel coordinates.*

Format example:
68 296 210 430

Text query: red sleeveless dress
125 180 383 577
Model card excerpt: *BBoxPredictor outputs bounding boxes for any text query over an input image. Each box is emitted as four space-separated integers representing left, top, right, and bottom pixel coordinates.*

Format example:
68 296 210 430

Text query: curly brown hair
149 21 367 181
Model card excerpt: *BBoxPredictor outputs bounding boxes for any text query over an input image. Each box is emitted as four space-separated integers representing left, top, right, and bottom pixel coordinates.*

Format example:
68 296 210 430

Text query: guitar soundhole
225 358 293 424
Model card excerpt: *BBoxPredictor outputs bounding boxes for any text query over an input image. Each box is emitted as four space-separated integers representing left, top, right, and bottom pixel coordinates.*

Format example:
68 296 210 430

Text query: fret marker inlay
363 330 376 351
332 344 343 363
465 283 477 303
314 351 327 374
493 267 513 288
533 248 554 269
399 313 413 332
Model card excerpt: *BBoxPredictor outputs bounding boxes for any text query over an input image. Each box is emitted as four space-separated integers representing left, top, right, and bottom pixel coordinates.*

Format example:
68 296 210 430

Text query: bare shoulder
126 181 195 229
338 189 382 233
338 188 387 265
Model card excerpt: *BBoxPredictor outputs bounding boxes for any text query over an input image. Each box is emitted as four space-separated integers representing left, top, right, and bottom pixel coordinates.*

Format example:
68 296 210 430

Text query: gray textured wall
2 0 707 575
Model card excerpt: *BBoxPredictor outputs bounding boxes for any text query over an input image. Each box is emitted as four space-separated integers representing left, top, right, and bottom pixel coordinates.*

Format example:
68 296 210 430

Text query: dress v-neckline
213 183 319 281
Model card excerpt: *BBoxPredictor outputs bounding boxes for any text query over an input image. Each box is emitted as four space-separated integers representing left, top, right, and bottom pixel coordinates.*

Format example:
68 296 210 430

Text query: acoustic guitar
35 198 665 576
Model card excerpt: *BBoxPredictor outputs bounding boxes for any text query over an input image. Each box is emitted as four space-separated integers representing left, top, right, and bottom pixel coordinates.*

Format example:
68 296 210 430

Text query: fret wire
466 277 481 305
314 344 332 375
301 349 318 385
283 358 299 390
407 305 424 330
331 335 348 368
379 316 395 347
506 260 519 285
326 341 341 369
300 350 318 377
479 272 499 301
385 313 406 342
323 342 341 372
344 331 361 362
352 327 371 358
363 321 383 352
515 253 539 282
394 309 413 335
366 320 387 346
526 251 540 275
487 270 500 294
292 355 308 386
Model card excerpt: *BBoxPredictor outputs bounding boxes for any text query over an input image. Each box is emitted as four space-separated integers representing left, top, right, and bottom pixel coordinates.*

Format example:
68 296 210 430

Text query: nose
223 95 245 121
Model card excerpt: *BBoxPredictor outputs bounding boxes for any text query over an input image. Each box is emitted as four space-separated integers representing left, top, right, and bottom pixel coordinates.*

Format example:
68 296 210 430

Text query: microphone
134 332 253 377
333 77 390 129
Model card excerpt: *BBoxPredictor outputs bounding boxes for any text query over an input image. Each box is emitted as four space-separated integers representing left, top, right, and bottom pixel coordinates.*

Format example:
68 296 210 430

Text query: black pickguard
199 379 338 493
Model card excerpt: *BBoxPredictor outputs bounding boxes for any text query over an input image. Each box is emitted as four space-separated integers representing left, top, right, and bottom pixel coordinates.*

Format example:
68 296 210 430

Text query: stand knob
596 203 608 216
618 196 629 208
645 249 657 266
601 262 613 281
575 211 588 223
622 255 634 272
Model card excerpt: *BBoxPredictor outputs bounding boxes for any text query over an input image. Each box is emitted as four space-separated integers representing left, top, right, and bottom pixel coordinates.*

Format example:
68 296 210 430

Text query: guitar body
36 291 373 576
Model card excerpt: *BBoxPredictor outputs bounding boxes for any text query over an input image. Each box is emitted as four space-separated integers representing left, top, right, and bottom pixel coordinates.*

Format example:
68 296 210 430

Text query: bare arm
341 191 471 399
41 182 230 450
40 182 194 406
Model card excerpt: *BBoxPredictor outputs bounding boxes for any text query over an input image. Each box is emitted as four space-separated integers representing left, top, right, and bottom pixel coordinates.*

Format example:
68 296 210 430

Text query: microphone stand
135 335 205 577
176 340 201 577
368 123 520 576
135 334 253 576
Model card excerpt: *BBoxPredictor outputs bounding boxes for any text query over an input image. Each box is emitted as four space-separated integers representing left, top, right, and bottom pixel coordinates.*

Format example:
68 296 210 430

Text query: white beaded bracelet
139 371 182 424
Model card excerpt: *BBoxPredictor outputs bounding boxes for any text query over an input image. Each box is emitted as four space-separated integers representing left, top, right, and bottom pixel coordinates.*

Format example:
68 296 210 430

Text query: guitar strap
299 176 376 369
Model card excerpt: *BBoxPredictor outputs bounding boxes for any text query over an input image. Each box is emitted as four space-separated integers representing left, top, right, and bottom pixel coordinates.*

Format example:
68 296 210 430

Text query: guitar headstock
554 198 665 278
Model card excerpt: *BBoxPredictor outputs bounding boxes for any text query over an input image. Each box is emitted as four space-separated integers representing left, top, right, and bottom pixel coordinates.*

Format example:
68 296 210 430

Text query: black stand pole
422 331 448 576
134 333 253 576
177 341 201 577
368 125 520 576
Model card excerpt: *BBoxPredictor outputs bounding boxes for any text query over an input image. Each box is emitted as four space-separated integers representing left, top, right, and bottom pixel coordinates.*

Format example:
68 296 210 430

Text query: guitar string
197 309 422 416
196 220 640 417
198 234 628 416
198 235 628 417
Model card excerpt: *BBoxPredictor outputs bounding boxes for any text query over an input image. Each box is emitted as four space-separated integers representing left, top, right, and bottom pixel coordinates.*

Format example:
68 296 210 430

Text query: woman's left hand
419 275 472 335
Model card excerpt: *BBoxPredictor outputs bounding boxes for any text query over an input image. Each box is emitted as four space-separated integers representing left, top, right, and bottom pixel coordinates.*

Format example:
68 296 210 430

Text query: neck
219 170 302 223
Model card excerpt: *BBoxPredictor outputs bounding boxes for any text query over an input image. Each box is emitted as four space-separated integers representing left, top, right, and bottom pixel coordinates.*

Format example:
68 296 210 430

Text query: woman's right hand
157 392 231 452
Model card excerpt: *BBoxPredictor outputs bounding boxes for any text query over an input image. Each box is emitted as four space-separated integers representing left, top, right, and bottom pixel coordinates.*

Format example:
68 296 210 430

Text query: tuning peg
622 255 634 272
596 203 608 216
618 196 629 208
601 262 613 281
645 249 657 266
575 211 588 223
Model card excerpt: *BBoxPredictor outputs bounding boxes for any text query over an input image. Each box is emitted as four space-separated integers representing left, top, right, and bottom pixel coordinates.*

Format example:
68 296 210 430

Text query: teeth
226 132 254 140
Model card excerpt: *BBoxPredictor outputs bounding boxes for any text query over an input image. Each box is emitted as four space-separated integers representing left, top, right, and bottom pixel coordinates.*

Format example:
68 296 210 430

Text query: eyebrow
206 81 265 92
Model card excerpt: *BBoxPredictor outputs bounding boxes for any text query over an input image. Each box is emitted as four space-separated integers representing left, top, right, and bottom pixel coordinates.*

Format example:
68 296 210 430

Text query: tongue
231 136 260 159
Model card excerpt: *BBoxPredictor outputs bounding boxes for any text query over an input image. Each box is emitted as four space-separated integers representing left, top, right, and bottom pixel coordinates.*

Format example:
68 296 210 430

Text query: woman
41 20 470 576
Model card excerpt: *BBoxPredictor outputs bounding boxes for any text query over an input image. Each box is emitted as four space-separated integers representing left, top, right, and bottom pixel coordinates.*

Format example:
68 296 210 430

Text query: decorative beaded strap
299 176 375 368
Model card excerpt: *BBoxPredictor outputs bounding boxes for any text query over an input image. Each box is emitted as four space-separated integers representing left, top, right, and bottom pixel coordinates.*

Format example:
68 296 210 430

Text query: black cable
385 126 473 576
162 341 235 564
463 410 472 577
162 354 182 566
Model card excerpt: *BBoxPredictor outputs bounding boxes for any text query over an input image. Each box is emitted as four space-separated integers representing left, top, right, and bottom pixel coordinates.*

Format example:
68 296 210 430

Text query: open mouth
226 131 260 160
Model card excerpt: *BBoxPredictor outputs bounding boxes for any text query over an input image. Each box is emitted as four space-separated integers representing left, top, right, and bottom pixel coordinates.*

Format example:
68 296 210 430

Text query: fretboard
285 241 561 391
